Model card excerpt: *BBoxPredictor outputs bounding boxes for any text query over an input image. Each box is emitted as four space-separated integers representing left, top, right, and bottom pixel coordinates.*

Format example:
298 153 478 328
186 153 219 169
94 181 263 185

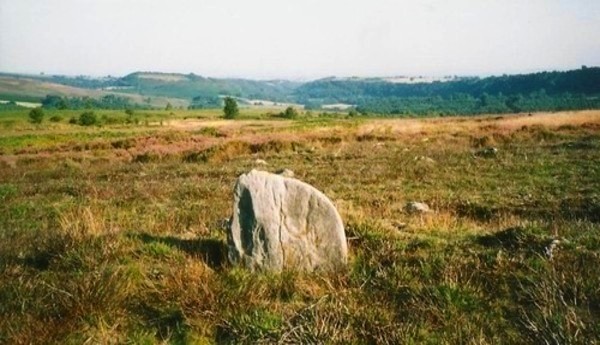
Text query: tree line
295 67 600 115
40 95 144 110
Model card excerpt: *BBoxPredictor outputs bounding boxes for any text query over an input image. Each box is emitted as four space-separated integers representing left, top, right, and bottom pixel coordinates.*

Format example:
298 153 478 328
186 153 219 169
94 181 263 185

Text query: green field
1 108 599 343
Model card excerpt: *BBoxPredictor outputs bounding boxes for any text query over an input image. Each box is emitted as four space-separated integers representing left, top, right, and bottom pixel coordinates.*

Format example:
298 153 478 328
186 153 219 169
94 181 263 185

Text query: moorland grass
0 110 599 344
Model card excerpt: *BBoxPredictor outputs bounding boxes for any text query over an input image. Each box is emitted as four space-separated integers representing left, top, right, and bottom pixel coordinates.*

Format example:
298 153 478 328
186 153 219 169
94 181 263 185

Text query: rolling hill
0 72 301 109
119 72 301 102
0 74 188 108
1 67 599 114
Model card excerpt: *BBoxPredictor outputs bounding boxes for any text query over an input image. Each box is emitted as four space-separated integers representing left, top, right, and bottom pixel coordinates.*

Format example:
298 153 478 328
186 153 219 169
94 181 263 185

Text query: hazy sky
1 0 599 79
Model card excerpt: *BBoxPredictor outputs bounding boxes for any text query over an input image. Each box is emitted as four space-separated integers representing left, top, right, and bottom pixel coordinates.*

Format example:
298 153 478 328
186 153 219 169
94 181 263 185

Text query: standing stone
228 170 347 271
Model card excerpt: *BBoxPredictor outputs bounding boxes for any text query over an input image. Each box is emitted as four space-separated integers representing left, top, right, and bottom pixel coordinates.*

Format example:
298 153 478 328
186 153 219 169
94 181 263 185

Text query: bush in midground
28 107 45 123
223 97 239 119
282 106 299 119
78 111 97 126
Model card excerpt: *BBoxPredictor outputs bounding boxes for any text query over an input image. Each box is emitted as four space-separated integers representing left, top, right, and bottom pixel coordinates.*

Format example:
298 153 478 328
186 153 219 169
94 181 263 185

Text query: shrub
78 111 97 126
282 106 298 119
68 117 78 124
223 97 239 119
28 107 45 123
49 115 63 122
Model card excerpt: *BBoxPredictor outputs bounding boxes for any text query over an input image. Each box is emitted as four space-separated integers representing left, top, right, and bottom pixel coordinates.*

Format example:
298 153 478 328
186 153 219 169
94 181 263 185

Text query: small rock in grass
413 156 436 164
405 202 432 214
545 239 561 259
393 221 408 230
275 168 295 178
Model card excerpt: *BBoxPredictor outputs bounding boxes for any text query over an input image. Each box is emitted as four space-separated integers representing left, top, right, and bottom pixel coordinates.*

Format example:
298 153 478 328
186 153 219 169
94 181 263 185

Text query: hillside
118 72 301 107
0 72 302 109
297 68 600 100
1 67 600 114
295 67 600 114
0 75 108 102
0 75 188 108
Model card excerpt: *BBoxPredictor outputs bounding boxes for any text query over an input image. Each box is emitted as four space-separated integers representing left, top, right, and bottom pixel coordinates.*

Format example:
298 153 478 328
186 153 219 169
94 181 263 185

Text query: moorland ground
0 109 599 344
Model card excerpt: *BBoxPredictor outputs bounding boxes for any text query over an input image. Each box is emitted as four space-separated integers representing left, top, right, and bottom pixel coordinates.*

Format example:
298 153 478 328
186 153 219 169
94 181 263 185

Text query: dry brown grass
1 110 599 343
4 111 598 165
358 110 600 136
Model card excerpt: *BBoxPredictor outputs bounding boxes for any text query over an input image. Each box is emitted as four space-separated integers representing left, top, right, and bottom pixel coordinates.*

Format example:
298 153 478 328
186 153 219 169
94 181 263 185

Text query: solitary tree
282 106 298 119
223 97 239 119
28 107 45 123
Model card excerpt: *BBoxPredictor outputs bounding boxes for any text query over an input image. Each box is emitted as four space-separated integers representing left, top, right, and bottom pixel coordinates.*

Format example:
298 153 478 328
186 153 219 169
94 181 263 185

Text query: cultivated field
0 109 599 344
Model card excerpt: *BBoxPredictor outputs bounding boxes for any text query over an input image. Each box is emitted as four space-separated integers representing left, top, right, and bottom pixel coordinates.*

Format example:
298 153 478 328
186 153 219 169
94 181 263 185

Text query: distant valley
1 66 599 115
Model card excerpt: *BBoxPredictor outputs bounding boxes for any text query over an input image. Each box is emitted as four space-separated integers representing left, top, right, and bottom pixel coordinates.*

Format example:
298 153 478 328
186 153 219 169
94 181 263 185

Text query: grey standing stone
228 170 347 271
